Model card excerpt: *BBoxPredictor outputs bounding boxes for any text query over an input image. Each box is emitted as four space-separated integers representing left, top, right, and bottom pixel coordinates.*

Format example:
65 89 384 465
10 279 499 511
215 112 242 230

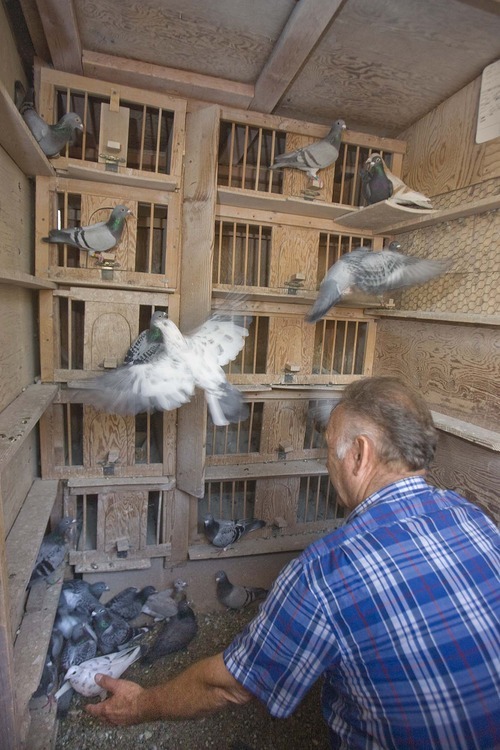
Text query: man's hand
85 674 145 726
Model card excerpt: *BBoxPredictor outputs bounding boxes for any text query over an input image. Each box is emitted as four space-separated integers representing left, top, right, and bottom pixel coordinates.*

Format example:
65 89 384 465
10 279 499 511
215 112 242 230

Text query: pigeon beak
76 123 84 132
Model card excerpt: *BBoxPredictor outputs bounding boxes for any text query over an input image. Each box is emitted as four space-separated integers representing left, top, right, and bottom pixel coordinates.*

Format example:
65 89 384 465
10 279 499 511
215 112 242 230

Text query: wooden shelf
365 309 500 326
205 459 327 482
0 270 56 290
336 194 500 235
67 476 175 491
212 286 384 311
217 186 355 222
0 384 58 473
45 274 176 294
431 411 500 451
55 158 180 192
0 79 55 177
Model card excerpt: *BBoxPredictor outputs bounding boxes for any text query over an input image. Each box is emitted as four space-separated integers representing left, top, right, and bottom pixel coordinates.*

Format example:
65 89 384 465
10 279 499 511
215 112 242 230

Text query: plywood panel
266 316 316 378
0 438 36 535
255 476 301 528
83 408 135 467
83 302 139 370
269 225 318 289
373 319 500 431
259 400 309 456
429 433 500 523
400 77 500 195
97 491 148 553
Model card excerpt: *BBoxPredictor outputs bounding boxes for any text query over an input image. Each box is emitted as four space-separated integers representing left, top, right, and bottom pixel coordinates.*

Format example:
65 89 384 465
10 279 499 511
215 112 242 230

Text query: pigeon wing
354 251 451 293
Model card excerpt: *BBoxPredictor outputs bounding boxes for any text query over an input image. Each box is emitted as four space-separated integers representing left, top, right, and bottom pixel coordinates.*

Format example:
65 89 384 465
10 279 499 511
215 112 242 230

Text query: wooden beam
366 309 500 327
17 0 51 61
82 50 254 109
250 0 347 113
0 270 56 290
454 0 500 15
432 411 500 451
34 0 82 74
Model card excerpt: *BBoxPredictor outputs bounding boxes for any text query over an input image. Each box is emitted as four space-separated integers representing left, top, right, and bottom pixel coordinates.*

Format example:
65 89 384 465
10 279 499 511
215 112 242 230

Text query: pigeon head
150 310 168 328
90 581 110 598
365 153 384 172
215 570 228 584
174 578 187 591
333 119 347 131
58 112 84 132
388 241 402 251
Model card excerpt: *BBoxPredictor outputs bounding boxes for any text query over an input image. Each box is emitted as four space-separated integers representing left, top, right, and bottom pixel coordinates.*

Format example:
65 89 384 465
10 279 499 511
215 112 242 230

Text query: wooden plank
1 439 37 536
432 411 500 451
218 187 356 222
5 479 60 636
0 385 58 472
0 270 56 290
366 309 500 327
206 459 328 482
67 476 175 491
34 0 83 73
71 554 152 574
0 79 54 178
13 572 63 744
83 50 254 109
251 0 345 113
379 195 500 235
216 201 371 234
55 159 179 192
0 495 19 749
335 199 437 232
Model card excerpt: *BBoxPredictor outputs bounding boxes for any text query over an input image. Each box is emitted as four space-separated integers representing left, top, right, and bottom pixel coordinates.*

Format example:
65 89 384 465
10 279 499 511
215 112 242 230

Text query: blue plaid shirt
224 477 500 749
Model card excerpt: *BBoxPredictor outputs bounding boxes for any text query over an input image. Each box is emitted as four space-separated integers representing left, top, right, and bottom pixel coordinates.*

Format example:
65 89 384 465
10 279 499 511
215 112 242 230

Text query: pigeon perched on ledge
203 514 266 549
80 312 251 426
42 204 132 258
363 153 433 209
270 119 346 187
215 570 268 610
30 517 77 585
306 244 452 322
15 80 83 158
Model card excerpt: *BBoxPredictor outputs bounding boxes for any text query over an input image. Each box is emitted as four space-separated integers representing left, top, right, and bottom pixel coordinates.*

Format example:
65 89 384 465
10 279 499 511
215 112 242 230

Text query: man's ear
351 435 373 476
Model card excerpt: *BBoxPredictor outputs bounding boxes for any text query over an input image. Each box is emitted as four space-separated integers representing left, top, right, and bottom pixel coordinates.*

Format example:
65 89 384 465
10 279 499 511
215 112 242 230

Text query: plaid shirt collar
345 475 430 525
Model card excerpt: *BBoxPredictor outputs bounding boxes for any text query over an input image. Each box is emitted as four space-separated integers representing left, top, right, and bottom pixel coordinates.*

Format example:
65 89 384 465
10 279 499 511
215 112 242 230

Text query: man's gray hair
334 377 438 470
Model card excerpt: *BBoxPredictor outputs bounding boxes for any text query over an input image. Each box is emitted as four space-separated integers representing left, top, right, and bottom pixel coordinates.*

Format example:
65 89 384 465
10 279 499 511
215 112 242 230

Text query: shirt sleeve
223 554 341 717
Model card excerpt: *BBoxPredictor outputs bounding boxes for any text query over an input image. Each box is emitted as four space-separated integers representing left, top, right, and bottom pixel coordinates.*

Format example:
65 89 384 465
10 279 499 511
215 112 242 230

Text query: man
87 376 500 749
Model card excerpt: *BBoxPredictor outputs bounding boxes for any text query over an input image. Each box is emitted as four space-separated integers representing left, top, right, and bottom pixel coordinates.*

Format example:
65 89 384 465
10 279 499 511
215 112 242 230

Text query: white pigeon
364 153 433 209
82 312 251 426
306 243 451 322
54 645 141 701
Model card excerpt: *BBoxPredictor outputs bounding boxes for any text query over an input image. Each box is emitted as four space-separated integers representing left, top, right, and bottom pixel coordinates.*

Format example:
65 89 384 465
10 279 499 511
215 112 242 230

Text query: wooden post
0 493 20 750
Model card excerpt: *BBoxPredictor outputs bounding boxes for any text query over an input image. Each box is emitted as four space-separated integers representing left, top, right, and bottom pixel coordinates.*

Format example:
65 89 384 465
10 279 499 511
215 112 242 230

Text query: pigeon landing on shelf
42 204 132 260
203 514 266 550
363 153 433 209
15 80 83 158
270 119 346 189
215 570 268 610
306 244 451 322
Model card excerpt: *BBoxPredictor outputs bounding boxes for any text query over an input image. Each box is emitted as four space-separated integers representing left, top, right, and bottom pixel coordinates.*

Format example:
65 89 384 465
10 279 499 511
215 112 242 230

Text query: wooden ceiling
14 0 500 136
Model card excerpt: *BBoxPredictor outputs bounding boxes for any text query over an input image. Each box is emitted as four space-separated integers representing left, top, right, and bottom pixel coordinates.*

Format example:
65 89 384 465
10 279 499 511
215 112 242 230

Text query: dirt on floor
54 606 330 750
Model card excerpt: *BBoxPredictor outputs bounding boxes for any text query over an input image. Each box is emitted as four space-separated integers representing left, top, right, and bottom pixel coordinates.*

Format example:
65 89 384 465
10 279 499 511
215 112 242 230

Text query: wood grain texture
429 433 500 522
83 408 135 467
373 319 500 431
266 316 316 379
269 225 318 289
97 490 148 553
400 77 500 195
259 400 309 456
0 439 36 536
255 476 301 528
35 0 83 73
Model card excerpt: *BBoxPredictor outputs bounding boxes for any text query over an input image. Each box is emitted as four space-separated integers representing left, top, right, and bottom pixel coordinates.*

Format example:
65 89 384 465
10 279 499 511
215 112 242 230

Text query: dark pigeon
215 570 268 610
363 153 433 209
15 80 83 158
42 205 132 258
92 605 149 655
30 517 77 584
141 597 198 665
60 622 97 673
106 585 157 621
203 513 266 549
360 156 393 205
31 654 58 703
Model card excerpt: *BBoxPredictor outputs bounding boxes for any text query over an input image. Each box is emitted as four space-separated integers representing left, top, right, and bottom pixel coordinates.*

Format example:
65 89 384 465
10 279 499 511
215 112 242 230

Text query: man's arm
85 652 252 726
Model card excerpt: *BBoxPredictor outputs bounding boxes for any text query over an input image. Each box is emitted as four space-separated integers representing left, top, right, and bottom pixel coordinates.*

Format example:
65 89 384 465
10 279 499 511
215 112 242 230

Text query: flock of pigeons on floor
30 515 268 711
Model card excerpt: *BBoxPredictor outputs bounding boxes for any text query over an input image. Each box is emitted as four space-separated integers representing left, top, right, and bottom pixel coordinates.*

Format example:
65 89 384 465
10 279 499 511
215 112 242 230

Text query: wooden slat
54 159 180 192
218 187 356 222
0 385 58 472
251 0 345 113
0 79 54 178
0 270 56 290
0 498 19 749
67 476 175 491
5 480 60 636
205 459 328 482
366 309 500 327
432 411 500 451
34 0 82 73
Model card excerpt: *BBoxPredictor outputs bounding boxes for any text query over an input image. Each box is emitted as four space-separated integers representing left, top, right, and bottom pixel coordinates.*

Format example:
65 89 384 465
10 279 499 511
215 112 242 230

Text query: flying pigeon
363 154 433 209
141 579 188 621
215 570 268 610
80 312 251 426
60 623 98 673
42 204 132 259
203 514 266 549
141 597 198 665
270 119 346 187
15 80 83 158
60 580 109 613
55 645 142 701
306 244 452 322
123 311 168 365
92 605 149 655
30 517 77 584
106 585 157 621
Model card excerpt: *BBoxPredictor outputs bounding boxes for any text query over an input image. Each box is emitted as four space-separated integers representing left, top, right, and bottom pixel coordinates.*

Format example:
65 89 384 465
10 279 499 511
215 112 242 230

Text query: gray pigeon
306 245 452 322
270 119 346 187
60 622 98 673
363 153 433 209
42 205 132 258
30 517 77 584
92 605 149 655
106 585 157 621
31 654 58 703
15 80 83 158
60 580 109 613
141 579 187 621
141 597 198 665
215 570 268 610
55 645 142 700
123 311 168 365
53 604 91 641
81 312 250 426
203 514 266 549
360 156 393 205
